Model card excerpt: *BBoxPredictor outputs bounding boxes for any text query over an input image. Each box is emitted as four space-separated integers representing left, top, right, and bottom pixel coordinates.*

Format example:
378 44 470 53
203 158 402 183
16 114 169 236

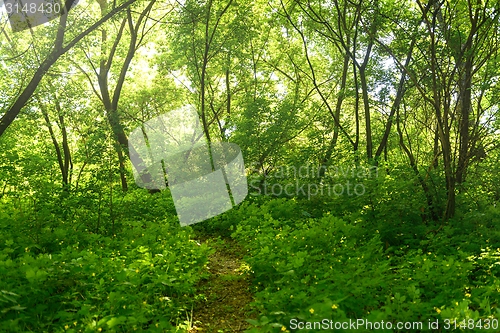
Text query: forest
1 0 500 331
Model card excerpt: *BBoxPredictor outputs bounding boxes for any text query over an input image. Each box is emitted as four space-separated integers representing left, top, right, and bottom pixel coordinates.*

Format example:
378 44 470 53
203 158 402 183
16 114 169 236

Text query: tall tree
0 0 137 137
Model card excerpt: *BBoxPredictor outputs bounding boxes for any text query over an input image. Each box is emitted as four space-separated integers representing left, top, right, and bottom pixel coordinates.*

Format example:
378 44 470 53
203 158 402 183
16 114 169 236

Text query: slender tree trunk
397 106 439 221
319 53 349 179
353 60 360 161
39 97 72 190
41 103 67 186
374 38 416 164
432 126 439 168
456 56 473 185
436 101 455 220
200 16 212 144
359 66 372 160
55 97 73 190
95 0 156 191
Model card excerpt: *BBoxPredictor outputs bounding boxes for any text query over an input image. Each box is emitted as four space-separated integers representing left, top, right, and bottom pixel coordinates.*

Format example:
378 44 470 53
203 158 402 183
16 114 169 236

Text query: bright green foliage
0 193 211 332
1 0 500 331
224 198 500 332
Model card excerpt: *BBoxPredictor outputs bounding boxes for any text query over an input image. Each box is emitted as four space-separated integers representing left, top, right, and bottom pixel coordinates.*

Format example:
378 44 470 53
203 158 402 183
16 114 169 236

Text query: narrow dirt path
191 237 254 332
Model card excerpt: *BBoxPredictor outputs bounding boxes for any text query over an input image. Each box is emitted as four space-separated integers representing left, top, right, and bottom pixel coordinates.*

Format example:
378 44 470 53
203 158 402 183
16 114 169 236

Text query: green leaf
107 316 127 328
246 319 261 326
1 305 26 313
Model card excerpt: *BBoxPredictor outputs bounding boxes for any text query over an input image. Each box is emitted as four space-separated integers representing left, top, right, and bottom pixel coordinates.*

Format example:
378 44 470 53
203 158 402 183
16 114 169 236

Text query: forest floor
190 237 254 332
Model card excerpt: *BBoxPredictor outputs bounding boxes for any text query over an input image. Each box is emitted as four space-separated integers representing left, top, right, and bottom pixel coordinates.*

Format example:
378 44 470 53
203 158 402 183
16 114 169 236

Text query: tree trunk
319 53 350 179
374 38 416 164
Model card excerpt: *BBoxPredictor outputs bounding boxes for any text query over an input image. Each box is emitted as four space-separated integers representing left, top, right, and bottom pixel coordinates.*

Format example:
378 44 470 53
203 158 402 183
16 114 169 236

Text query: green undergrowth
210 198 500 333
2 187 500 333
0 191 212 332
